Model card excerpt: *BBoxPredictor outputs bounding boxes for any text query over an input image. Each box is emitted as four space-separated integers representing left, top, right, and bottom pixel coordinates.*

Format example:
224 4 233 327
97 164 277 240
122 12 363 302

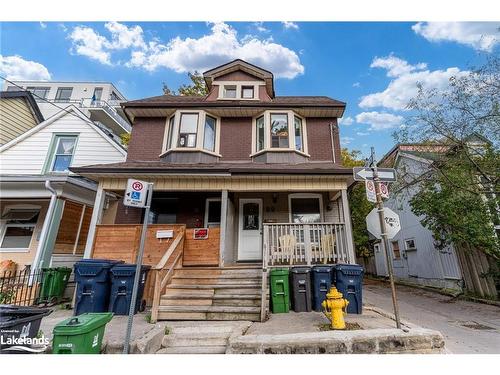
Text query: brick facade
126 117 166 161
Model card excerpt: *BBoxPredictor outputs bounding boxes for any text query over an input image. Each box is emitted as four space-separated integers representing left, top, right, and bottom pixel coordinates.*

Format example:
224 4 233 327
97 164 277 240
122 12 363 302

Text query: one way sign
353 167 397 182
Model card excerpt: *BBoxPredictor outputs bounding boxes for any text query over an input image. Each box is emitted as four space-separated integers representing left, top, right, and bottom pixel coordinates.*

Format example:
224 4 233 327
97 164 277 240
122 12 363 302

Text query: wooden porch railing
263 223 352 267
150 227 185 323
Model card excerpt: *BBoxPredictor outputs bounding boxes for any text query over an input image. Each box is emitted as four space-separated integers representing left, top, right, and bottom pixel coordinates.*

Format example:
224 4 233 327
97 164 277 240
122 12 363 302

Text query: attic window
241 86 254 99
223 86 237 99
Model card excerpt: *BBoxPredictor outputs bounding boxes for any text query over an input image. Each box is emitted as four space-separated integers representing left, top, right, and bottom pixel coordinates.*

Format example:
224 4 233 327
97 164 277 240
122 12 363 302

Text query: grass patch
144 313 152 323
164 326 171 335
318 322 363 331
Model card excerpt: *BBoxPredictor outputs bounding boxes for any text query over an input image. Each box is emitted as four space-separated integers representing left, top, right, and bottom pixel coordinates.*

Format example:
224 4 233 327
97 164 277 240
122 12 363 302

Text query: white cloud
340 136 354 145
67 22 304 79
370 55 427 78
412 22 500 52
355 111 404 131
338 116 354 126
352 82 360 88
127 22 304 79
39 22 47 29
253 22 270 33
69 26 112 65
356 131 370 136
360 55 467 111
0 55 51 81
283 22 299 30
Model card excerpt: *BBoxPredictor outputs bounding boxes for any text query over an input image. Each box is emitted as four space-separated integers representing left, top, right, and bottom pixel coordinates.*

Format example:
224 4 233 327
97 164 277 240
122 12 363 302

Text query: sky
1 21 499 158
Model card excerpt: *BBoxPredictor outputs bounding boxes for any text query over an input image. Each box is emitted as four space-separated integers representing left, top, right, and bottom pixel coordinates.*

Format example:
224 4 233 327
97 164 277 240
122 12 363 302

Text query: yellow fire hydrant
321 287 349 330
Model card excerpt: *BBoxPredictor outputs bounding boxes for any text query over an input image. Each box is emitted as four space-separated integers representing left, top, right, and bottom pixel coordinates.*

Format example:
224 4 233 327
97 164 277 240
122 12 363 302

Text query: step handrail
150 227 185 323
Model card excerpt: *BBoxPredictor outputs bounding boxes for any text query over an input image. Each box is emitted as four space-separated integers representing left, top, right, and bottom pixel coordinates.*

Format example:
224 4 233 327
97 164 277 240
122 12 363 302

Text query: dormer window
241 86 254 99
252 111 309 156
223 85 237 99
162 110 220 156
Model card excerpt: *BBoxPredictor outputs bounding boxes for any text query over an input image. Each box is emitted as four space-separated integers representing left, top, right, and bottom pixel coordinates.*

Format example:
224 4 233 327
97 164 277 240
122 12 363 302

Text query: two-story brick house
72 60 356 322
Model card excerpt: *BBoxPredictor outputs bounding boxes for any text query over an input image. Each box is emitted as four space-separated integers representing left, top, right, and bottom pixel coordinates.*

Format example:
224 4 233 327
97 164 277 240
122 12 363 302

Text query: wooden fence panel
183 228 220 266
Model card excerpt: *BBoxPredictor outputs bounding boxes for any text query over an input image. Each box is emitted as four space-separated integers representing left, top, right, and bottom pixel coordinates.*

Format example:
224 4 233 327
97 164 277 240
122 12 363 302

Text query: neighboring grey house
374 144 463 291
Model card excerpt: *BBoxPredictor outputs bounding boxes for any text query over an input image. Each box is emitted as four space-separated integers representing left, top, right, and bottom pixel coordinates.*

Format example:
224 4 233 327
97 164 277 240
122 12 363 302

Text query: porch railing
263 223 351 267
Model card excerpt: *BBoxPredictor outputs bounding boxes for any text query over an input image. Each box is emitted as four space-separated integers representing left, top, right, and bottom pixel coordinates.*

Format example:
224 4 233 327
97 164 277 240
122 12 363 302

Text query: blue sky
1 21 498 157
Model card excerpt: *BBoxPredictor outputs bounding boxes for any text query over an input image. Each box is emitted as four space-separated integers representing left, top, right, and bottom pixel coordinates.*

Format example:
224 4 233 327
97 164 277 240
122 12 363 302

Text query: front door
237 199 263 261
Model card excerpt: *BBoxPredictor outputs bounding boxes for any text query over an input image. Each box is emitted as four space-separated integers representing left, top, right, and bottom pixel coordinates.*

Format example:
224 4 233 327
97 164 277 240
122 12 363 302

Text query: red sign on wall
193 228 209 240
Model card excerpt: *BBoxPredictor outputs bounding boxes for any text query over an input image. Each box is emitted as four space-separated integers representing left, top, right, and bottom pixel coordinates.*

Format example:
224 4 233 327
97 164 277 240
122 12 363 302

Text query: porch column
219 190 228 267
83 182 106 259
341 188 356 263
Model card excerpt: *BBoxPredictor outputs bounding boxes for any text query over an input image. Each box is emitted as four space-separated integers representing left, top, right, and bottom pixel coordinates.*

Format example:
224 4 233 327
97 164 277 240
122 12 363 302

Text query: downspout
32 181 58 271
330 122 337 164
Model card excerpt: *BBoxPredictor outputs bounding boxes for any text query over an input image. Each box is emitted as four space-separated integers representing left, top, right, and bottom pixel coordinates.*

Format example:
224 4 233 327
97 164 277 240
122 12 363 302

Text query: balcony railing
85 99 131 132
262 223 352 267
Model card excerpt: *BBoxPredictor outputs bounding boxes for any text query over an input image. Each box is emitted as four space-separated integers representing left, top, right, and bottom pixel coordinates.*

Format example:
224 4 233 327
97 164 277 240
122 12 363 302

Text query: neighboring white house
3 81 131 141
0 105 126 271
373 144 464 291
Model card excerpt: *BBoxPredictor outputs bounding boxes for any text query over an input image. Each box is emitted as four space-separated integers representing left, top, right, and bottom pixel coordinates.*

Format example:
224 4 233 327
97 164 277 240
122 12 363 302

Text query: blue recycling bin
73 259 123 316
108 264 151 315
311 265 334 312
333 264 364 314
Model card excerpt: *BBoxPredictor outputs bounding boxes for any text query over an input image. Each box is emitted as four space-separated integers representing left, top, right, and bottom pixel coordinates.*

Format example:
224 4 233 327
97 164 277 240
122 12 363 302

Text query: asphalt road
363 279 500 354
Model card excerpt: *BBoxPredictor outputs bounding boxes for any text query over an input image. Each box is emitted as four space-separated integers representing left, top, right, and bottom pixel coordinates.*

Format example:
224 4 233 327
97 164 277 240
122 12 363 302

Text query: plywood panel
183 228 220 266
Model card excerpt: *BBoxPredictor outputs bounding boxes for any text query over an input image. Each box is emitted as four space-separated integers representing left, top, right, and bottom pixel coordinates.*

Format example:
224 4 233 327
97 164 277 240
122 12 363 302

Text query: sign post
363 148 401 329
122 179 153 354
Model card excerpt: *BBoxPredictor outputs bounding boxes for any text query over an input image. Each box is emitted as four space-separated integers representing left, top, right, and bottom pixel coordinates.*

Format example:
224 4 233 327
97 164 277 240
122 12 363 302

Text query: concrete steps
158 266 263 321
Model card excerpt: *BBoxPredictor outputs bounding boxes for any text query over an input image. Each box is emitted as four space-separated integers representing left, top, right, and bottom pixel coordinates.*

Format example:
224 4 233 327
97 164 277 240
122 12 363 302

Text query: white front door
237 199 263 261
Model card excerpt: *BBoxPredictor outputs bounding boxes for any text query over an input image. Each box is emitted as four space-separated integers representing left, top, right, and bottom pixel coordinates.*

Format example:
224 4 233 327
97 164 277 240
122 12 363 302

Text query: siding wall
0 97 39 146
0 112 125 175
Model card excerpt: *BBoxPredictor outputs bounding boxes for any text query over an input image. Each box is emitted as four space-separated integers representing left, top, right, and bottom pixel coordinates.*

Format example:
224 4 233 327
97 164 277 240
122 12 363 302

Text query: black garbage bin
0 305 52 353
73 259 123 316
311 265 334 312
290 267 312 312
333 264 364 314
108 264 151 315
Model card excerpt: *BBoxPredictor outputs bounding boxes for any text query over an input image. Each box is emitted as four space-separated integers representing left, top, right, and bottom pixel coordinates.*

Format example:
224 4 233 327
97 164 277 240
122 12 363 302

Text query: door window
243 203 260 230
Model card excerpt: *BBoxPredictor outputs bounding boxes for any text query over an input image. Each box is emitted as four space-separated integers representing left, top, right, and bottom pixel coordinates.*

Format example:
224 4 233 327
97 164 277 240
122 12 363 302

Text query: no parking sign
124 179 148 207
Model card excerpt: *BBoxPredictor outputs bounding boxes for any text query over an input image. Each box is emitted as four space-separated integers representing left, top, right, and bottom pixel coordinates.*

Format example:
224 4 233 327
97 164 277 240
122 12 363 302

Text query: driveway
364 279 500 354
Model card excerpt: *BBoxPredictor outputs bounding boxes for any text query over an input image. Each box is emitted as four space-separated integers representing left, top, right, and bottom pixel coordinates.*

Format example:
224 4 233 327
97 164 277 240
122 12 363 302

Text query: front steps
158 266 264 321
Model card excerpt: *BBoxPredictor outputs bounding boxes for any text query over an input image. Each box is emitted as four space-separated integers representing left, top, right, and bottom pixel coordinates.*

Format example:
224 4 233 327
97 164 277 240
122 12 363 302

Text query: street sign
366 207 401 239
124 179 148 207
380 182 389 199
353 167 397 182
365 180 377 203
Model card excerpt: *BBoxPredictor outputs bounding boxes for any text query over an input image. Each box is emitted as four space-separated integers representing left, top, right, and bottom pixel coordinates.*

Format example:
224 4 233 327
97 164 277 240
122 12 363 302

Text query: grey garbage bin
290 267 312 312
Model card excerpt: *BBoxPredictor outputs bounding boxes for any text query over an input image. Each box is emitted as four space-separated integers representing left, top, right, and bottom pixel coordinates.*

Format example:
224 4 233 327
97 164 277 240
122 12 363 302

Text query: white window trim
216 81 264 101
160 110 221 157
50 135 78 173
404 238 417 251
0 205 41 253
251 110 309 157
204 198 222 227
288 193 324 223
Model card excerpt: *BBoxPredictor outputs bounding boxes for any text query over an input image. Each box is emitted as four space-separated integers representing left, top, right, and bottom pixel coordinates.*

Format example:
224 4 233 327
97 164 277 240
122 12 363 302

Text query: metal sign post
370 147 401 329
123 181 153 354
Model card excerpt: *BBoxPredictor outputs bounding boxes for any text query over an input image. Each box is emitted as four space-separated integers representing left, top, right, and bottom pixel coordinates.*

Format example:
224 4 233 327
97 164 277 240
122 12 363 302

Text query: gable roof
203 59 275 97
0 105 126 156
0 90 44 123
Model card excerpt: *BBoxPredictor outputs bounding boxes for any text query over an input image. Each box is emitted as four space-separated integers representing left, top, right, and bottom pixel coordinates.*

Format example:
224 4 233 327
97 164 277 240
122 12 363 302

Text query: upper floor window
178 113 199 148
391 240 401 259
223 85 237 99
110 91 120 101
241 86 254 99
55 87 73 102
252 111 308 156
270 114 289 148
26 87 50 100
50 135 78 172
163 110 220 156
92 87 103 101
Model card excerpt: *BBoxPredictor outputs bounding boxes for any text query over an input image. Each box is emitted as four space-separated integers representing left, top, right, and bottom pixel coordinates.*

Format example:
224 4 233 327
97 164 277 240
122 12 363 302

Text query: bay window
252 111 307 155
178 113 199 148
166 116 175 150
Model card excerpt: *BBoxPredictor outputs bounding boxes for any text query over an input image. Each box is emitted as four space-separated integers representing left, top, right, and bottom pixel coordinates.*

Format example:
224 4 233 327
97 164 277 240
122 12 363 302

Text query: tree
162 71 208 96
393 55 500 260
341 148 375 258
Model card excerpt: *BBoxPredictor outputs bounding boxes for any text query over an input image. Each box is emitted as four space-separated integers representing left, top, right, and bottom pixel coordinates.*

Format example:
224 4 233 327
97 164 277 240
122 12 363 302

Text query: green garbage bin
52 313 113 354
270 268 290 313
39 267 72 304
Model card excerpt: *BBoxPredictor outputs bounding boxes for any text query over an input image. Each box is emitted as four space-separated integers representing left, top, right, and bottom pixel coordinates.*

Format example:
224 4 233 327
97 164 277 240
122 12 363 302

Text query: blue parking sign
131 191 141 200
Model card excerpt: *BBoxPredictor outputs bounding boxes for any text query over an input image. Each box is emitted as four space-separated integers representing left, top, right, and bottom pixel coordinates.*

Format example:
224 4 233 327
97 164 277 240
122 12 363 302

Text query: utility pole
370 147 401 329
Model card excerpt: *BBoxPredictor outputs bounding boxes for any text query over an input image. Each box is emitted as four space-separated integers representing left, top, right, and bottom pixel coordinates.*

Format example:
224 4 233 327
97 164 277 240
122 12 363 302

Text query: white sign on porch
366 207 401 239
365 180 377 203
124 179 149 208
